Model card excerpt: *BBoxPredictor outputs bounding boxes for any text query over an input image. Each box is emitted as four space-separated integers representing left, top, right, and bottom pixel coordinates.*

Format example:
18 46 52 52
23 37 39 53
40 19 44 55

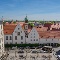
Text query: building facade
3 17 60 46
13 23 25 44
26 27 39 44
0 21 4 57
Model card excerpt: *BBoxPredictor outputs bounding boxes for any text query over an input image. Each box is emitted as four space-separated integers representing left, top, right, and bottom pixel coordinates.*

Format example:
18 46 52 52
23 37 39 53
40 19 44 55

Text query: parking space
5 47 57 60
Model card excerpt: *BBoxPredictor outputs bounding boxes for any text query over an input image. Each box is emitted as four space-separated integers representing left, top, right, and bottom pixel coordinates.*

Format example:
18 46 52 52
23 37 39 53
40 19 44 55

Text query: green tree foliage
29 22 34 27
13 21 16 24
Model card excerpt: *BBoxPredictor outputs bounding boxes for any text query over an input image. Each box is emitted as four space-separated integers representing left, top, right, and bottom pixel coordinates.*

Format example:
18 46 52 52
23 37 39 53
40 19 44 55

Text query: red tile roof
3 24 17 34
3 23 60 38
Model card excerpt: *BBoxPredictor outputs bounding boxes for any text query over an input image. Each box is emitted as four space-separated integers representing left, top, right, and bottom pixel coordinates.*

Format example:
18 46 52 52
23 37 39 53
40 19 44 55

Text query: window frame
17 32 20 35
21 36 23 40
15 36 17 40
10 36 12 40
6 36 8 40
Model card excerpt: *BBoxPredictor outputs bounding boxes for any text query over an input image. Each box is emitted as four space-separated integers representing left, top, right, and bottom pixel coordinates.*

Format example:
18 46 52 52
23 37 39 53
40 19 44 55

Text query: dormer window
6 32 7 33
41 36 43 38
54 36 55 38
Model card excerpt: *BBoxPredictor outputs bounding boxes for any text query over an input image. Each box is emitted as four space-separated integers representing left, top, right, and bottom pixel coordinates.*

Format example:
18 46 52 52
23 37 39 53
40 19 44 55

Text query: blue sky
0 0 60 20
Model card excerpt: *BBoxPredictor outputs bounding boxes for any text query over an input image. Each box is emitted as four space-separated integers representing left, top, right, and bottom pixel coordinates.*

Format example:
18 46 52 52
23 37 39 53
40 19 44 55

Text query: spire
25 15 28 23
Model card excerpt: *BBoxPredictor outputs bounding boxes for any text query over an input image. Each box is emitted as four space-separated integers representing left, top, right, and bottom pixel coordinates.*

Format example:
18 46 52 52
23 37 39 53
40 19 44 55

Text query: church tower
24 15 28 38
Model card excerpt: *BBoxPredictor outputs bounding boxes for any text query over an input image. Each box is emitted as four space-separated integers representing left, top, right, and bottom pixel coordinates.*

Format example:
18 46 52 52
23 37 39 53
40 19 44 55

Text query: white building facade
4 21 60 47
0 21 4 57
26 27 39 44
4 35 12 44
4 24 60 46
13 24 25 44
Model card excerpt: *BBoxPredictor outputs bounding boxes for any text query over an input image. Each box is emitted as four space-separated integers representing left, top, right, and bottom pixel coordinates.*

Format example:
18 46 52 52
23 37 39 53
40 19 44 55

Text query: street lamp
15 46 17 57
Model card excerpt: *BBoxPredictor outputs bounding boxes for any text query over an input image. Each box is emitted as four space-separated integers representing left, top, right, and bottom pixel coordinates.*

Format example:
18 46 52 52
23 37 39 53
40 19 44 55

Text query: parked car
18 50 24 53
31 50 37 53
56 50 60 59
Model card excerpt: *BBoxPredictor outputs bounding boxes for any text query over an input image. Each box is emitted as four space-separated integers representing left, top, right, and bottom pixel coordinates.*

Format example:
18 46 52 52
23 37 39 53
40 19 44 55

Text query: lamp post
15 46 17 57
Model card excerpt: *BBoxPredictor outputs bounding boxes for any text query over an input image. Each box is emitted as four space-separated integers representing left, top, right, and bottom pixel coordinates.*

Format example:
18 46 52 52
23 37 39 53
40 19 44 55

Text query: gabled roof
3 24 17 34
3 22 25 35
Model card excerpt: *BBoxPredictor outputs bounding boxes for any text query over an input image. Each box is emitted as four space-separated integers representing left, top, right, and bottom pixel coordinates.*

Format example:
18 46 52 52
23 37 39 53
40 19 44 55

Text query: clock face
25 25 28 29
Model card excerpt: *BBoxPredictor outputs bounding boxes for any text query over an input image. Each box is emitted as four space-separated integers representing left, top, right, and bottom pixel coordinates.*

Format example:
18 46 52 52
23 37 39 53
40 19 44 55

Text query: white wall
13 24 25 44
0 24 4 56
39 38 60 44
26 27 39 44
4 35 12 44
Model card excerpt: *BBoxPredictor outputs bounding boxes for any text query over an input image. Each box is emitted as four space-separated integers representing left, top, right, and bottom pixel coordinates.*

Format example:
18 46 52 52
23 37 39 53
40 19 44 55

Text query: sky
0 0 60 21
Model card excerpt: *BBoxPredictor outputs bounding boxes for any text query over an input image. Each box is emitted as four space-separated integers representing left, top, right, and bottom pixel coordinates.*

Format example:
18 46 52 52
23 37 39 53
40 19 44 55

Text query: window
15 36 17 40
17 32 20 35
18 28 19 30
15 42 17 44
46 39 47 41
21 31 22 33
31 36 32 38
25 25 28 29
10 36 12 40
52 39 53 40
6 36 8 40
21 42 23 44
34 39 35 41
15 31 17 33
54 36 55 38
21 36 23 40
36 39 38 41
31 39 32 41
34 36 35 38
34 33 35 35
